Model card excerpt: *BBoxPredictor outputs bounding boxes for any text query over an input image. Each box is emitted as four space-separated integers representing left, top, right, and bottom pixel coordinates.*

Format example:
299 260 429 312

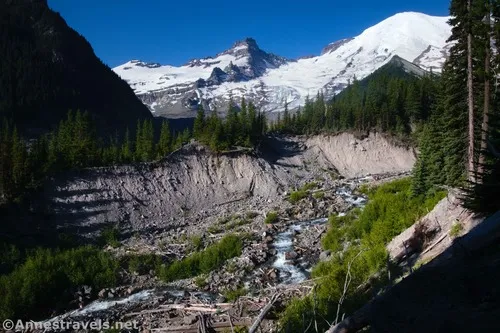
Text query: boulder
184 315 198 325
285 251 299 260
319 250 332 261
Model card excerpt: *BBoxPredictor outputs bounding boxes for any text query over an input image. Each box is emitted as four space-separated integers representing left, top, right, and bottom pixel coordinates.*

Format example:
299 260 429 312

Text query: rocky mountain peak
232 37 259 50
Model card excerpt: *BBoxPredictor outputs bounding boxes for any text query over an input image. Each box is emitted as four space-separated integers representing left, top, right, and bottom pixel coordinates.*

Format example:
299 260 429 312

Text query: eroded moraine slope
44 133 416 235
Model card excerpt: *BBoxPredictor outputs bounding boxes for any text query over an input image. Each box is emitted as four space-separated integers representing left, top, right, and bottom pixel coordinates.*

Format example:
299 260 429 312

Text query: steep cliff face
304 133 416 178
43 134 416 233
0 0 151 134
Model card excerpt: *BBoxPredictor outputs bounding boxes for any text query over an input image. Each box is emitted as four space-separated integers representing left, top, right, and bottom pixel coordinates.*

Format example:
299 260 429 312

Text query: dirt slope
43 134 416 235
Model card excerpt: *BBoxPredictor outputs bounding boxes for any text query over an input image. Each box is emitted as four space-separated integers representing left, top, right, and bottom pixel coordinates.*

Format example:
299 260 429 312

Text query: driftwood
125 303 231 317
150 319 253 332
248 293 281 333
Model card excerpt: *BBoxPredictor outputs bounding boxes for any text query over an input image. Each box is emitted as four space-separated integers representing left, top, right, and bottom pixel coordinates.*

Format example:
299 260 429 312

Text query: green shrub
159 235 242 282
313 191 325 199
280 178 447 332
194 275 207 288
302 181 319 191
264 211 279 224
246 211 259 219
126 253 162 275
188 235 204 252
223 286 247 302
207 224 224 234
0 246 119 320
449 222 463 238
289 190 307 203
100 225 121 248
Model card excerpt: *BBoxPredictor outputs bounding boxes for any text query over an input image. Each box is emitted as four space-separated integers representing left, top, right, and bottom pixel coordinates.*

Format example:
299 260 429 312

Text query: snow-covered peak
351 12 451 63
114 12 452 117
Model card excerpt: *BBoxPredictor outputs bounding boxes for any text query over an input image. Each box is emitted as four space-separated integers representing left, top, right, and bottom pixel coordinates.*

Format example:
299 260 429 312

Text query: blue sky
48 0 450 68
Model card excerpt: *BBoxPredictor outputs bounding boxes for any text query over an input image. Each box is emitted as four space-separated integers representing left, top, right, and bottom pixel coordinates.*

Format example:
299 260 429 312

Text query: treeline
193 98 267 151
0 103 268 204
411 0 500 214
0 111 189 203
271 70 438 137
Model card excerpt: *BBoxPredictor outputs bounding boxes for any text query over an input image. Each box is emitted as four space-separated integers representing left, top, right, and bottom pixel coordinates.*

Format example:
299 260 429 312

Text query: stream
44 177 373 321
271 177 371 285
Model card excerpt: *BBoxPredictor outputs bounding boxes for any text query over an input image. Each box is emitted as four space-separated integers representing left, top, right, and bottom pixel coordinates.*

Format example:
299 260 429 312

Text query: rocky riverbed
34 134 414 331
39 173 400 333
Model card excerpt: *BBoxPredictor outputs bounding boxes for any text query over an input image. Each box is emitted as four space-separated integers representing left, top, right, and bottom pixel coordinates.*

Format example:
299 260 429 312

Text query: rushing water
45 289 214 322
271 179 371 285
271 218 328 284
45 177 374 319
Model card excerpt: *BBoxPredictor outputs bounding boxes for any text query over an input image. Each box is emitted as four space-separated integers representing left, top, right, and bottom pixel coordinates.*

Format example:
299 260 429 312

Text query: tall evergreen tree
157 120 171 158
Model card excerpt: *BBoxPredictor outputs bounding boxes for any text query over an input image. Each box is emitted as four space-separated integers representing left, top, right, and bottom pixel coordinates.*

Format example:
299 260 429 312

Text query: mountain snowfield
113 12 452 118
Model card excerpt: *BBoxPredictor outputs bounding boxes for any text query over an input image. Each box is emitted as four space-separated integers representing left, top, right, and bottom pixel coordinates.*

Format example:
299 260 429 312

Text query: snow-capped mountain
113 12 452 118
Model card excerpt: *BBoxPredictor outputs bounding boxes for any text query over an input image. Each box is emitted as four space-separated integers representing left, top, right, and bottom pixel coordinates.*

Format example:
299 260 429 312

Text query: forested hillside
271 56 438 138
0 0 151 135
412 0 500 214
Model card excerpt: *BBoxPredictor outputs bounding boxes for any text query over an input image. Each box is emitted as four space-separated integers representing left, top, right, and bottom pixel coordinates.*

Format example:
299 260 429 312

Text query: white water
272 179 371 285
44 288 214 322
271 218 328 285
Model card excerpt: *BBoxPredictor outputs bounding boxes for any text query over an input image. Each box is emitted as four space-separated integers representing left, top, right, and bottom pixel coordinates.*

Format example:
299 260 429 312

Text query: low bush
223 286 248 302
100 225 121 248
449 222 463 238
126 253 163 275
264 211 279 224
289 189 307 203
0 246 119 320
159 235 242 282
313 191 325 199
280 178 446 332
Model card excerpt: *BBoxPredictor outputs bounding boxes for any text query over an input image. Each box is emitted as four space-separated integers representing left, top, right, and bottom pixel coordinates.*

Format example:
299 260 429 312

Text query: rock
285 251 299 260
98 289 107 298
127 286 138 295
320 250 332 261
184 315 198 325
217 295 227 303
83 285 92 295
265 235 274 243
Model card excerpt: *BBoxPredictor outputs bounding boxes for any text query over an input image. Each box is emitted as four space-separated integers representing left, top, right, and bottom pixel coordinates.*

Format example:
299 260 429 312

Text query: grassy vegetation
280 178 446 332
289 190 308 203
126 253 162 275
208 215 252 234
313 191 325 199
159 235 243 282
449 222 464 238
194 275 208 288
223 286 248 302
289 181 320 203
0 246 120 320
187 235 204 252
99 225 121 248
264 211 279 224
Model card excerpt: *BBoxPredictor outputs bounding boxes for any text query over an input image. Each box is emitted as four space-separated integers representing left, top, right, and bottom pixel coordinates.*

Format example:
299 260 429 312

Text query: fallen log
248 293 281 333
150 319 253 332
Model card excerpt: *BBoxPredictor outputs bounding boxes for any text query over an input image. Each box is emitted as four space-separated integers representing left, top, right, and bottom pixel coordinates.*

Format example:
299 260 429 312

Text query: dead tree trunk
248 293 280 333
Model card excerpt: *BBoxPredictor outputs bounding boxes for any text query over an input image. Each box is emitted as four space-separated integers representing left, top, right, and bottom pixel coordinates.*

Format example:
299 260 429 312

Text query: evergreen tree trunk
479 7 491 180
468 0 476 182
